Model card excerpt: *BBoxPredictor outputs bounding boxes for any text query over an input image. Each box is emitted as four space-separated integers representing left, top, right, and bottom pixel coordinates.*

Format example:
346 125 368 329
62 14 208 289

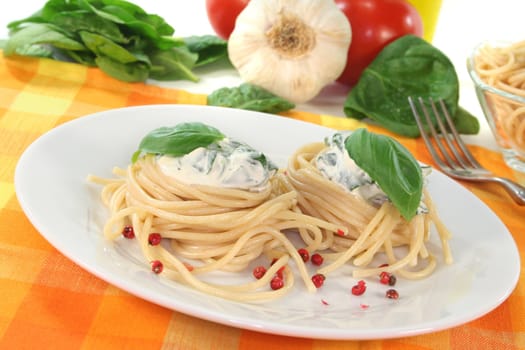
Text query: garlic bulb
228 0 352 103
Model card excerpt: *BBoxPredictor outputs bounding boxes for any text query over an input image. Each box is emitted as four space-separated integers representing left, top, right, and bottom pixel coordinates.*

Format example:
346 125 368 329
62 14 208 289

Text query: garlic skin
228 0 352 104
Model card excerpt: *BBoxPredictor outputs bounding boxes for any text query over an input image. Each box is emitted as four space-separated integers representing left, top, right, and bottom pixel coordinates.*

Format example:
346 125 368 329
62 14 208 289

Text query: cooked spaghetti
282 133 453 280
89 123 453 302
88 123 342 302
474 40 525 153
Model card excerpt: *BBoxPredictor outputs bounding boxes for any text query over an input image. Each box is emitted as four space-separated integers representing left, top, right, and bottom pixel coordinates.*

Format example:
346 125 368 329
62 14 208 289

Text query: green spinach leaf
4 23 85 56
207 83 295 114
149 47 199 82
7 0 70 30
50 11 129 44
133 122 225 162
95 56 149 82
4 0 204 83
344 35 479 137
454 106 481 135
184 35 229 67
344 128 423 220
9 43 55 58
79 31 140 64
80 0 177 50
64 49 96 66
92 0 175 36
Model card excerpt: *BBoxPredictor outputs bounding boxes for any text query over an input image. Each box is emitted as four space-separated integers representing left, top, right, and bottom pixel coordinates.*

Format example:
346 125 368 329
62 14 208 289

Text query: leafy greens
3 0 228 83
132 122 225 162
344 128 423 220
207 83 295 114
344 35 479 138
132 122 277 175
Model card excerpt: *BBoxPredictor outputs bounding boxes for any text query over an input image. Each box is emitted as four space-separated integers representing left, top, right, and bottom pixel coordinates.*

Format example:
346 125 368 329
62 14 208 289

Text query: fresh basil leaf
136 122 226 160
131 150 141 164
344 35 478 137
207 83 295 114
344 128 423 221
184 35 229 67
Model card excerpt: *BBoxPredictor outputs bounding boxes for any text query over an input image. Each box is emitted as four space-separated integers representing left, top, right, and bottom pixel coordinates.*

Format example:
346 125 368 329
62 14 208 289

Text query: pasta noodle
474 40 525 153
89 126 453 302
283 142 453 280
88 155 342 302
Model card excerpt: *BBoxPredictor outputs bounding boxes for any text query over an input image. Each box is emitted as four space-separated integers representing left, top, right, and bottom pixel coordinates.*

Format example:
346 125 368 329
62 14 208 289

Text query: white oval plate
15 104 520 340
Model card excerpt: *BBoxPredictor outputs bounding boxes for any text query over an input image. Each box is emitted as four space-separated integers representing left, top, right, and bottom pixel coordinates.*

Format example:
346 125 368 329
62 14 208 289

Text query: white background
1 0 524 149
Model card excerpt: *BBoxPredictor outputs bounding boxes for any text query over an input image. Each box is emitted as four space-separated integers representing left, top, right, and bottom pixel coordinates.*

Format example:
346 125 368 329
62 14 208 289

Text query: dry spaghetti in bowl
467 40 525 179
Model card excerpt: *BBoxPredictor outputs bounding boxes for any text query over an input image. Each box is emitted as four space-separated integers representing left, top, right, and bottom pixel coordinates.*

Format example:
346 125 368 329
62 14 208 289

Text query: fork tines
408 97 484 175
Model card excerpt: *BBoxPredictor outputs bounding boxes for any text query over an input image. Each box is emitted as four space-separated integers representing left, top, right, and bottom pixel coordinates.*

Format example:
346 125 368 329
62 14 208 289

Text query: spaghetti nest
474 40 525 153
89 155 341 302
283 142 453 280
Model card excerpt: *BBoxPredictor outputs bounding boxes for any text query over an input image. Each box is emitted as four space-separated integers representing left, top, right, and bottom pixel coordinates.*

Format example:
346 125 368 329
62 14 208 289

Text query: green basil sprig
132 122 225 162
344 129 423 221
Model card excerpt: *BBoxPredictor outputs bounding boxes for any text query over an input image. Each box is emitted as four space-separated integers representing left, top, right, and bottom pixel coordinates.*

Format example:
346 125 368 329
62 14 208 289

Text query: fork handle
492 177 525 205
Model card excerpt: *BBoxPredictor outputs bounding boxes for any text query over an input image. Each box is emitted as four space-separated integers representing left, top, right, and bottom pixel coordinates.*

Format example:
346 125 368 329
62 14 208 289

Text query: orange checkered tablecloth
1 53 524 350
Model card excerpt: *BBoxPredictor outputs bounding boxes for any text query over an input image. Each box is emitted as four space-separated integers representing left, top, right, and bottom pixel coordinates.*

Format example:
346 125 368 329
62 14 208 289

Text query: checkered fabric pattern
1 53 524 350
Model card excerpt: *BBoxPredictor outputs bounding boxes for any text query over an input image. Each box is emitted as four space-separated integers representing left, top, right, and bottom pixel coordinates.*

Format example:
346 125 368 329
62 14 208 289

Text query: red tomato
205 0 249 40
204 0 422 86
335 0 423 86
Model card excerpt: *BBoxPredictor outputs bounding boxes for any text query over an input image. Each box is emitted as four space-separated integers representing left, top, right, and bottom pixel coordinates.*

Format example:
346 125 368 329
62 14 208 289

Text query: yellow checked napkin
1 53 524 350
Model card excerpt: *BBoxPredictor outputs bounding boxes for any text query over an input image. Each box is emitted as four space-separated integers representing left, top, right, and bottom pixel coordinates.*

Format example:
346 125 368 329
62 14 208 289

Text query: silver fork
408 96 525 205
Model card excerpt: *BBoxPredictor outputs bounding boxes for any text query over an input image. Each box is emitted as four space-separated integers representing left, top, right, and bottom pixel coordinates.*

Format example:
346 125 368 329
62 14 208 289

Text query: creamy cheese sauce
315 133 429 213
315 133 389 206
156 138 275 192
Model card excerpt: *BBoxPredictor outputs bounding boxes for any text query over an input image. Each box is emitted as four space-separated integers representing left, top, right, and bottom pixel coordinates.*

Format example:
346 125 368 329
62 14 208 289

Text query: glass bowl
467 40 525 178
